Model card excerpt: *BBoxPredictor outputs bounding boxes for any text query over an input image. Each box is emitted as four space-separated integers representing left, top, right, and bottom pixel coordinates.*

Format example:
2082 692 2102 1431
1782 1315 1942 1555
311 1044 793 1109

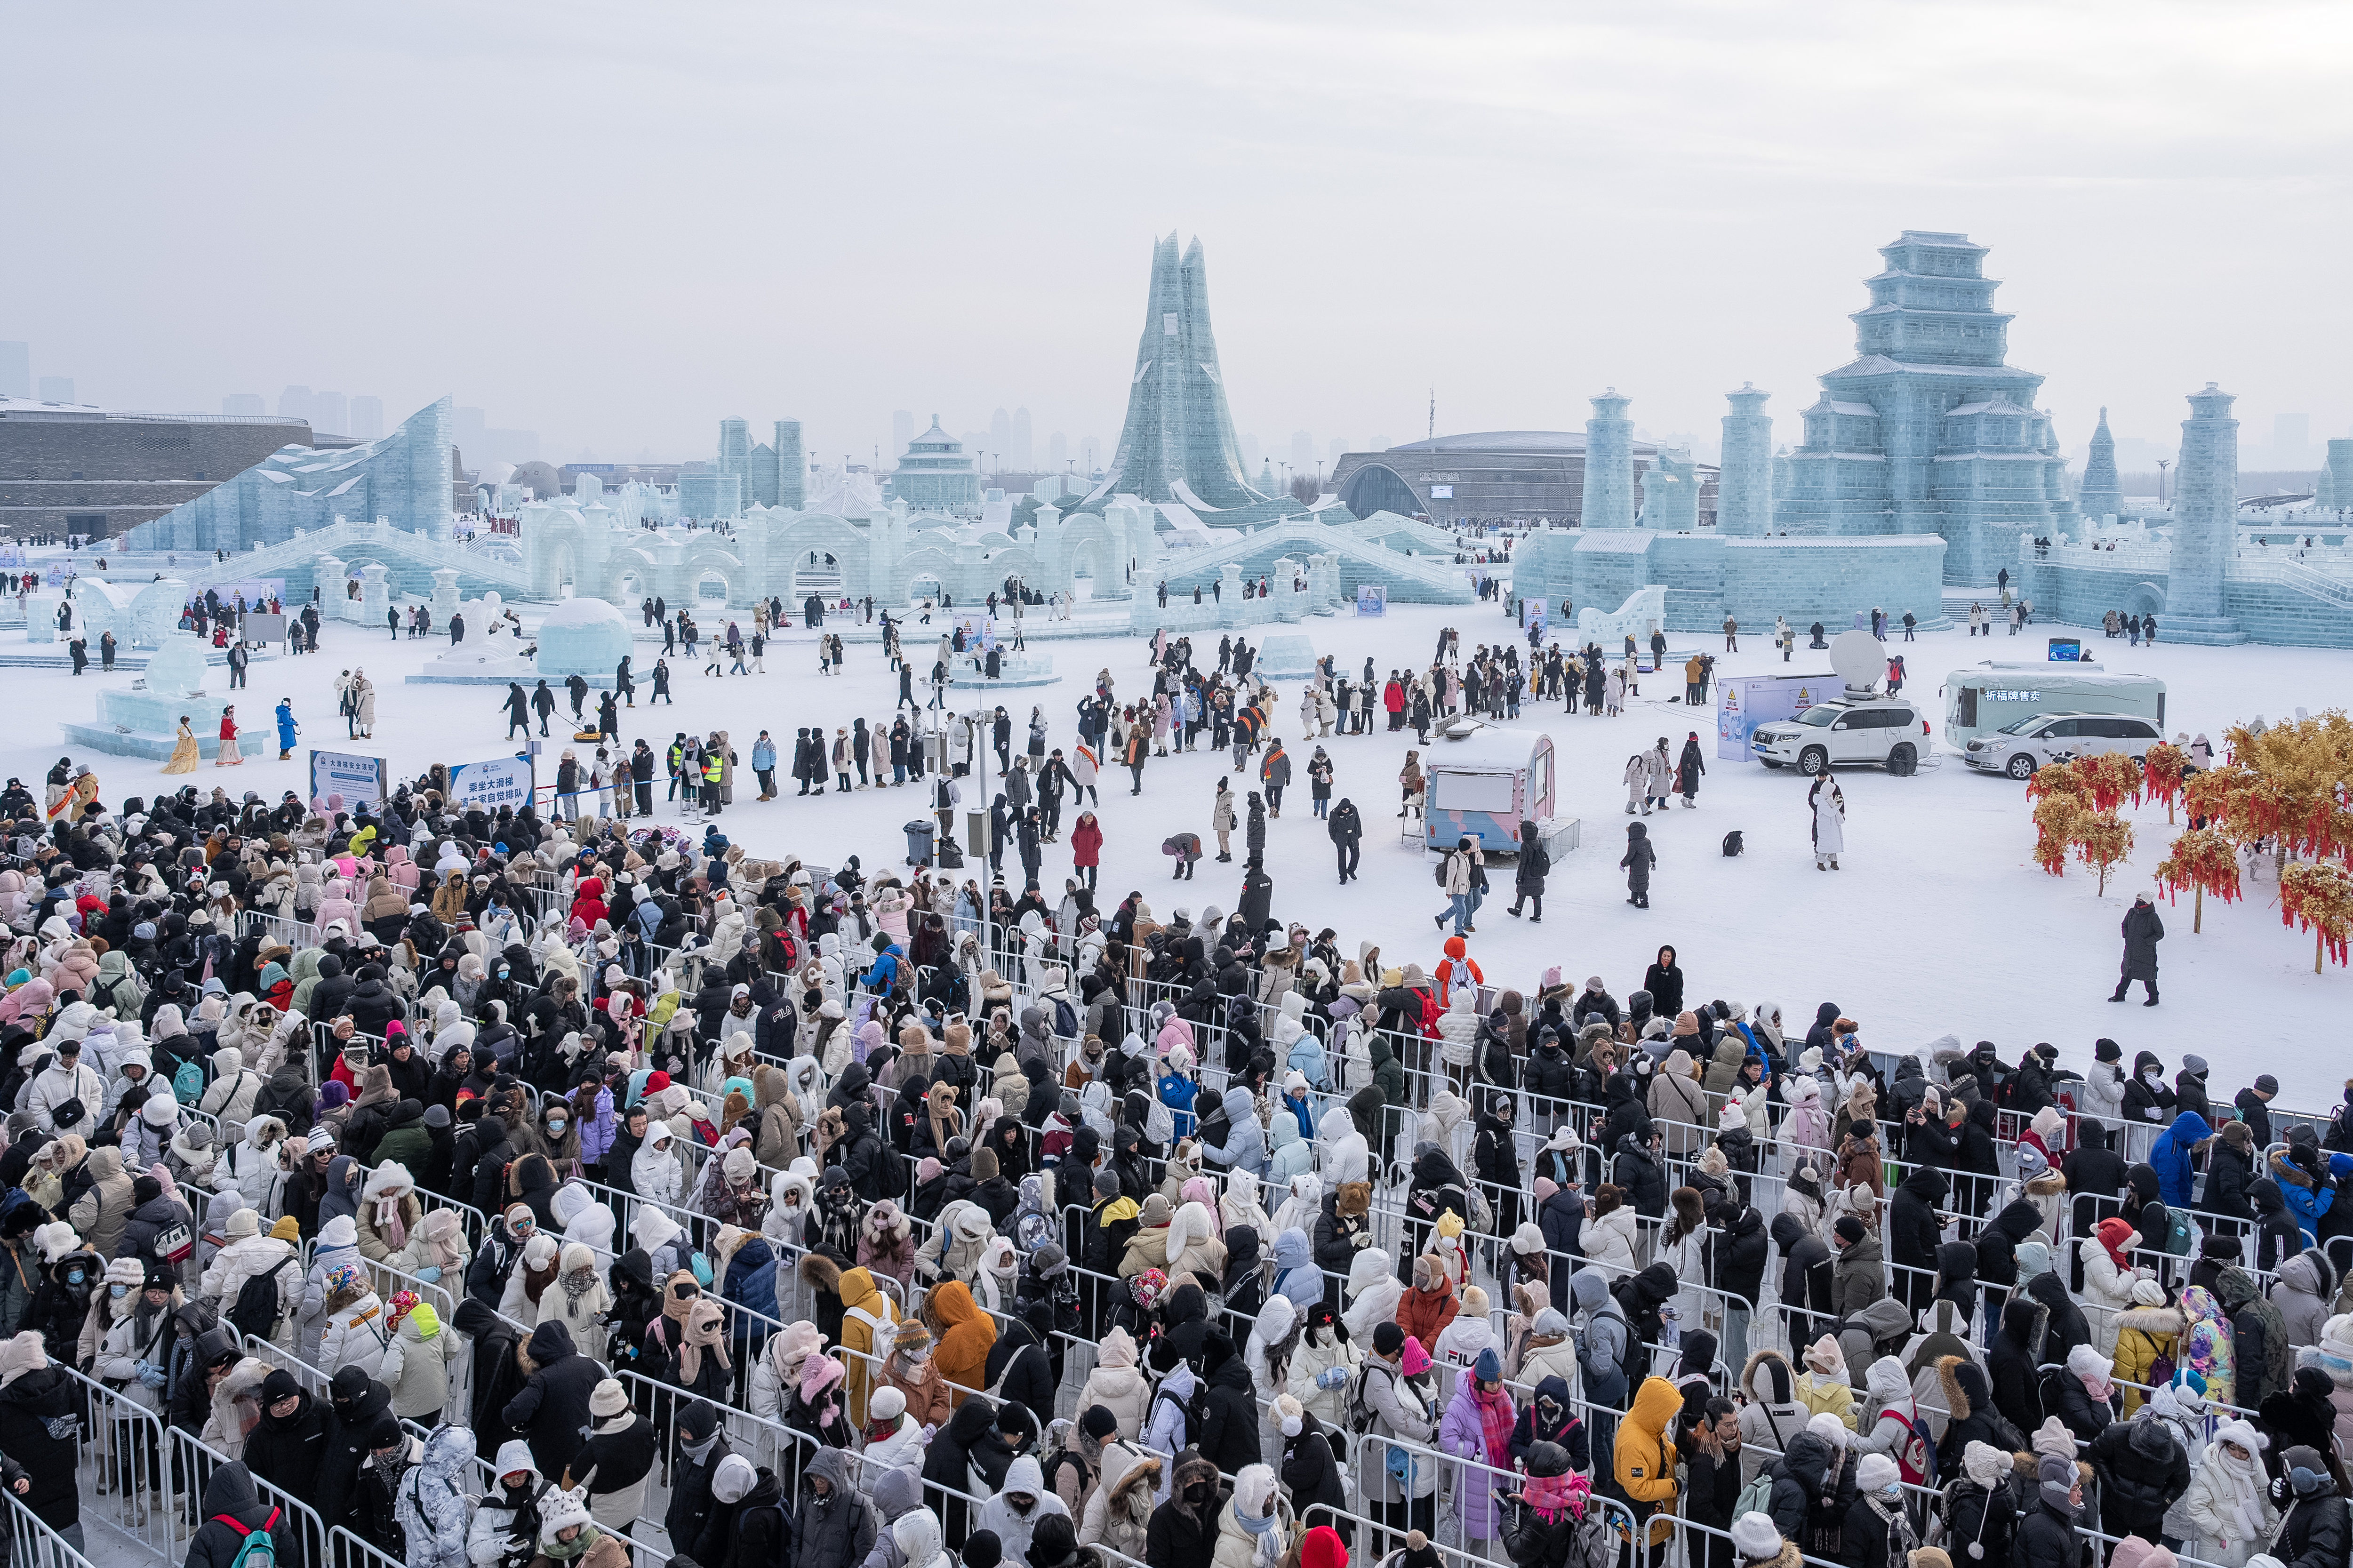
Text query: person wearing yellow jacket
1612 1376 1683 1553
837 1264 900 1425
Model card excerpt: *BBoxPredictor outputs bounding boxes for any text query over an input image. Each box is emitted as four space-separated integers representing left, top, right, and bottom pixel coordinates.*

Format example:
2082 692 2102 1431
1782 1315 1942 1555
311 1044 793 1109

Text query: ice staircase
178 517 538 599
1149 515 1474 601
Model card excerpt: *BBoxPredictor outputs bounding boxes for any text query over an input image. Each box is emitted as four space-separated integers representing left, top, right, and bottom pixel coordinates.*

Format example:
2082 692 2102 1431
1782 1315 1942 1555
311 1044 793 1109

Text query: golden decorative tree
2144 743 2188 825
2281 860 2353 972
2073 810 2135 896
2032 794 2083 877
2155 827 2241 934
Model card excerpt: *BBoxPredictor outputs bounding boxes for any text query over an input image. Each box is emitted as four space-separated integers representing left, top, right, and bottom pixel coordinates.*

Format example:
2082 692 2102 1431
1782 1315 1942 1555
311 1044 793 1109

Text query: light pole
2157 458 2170 507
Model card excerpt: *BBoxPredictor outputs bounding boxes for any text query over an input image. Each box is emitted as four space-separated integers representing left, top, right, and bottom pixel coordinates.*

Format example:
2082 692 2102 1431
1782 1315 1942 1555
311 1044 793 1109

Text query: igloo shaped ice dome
535 596 632 678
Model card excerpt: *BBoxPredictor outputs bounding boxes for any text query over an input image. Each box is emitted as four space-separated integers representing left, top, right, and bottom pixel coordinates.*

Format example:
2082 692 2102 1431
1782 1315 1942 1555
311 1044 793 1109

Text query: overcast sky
7 0 2349 475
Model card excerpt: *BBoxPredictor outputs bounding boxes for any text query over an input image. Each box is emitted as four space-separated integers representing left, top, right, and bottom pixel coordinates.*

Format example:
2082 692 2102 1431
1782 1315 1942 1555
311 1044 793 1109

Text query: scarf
561 1268 598 1305
540 1526 600 1561
678 1302 728 1385
1237 1501 1284 1568
372 1192 409 1250
1473 1384 1516 1467
1523 1469 1587 1525
2212 1426 2271 1542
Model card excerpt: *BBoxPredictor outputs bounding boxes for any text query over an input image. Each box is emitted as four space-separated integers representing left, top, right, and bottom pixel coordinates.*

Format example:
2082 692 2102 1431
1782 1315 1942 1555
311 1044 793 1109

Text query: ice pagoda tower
1775 231 2074 583
2078 408 2122 522
1079 233 1268 512
1578 389 1636 530
1718 384 1774 536
2162 384 2247 645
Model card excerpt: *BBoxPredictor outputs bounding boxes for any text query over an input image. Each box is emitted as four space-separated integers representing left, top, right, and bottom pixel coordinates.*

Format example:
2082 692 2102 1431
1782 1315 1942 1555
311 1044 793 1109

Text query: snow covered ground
22 595 2353 1107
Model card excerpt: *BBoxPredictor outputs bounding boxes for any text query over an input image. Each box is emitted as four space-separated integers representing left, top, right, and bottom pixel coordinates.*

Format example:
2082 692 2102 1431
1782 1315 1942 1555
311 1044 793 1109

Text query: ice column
1579 389 1635 529
1718 384 1773 536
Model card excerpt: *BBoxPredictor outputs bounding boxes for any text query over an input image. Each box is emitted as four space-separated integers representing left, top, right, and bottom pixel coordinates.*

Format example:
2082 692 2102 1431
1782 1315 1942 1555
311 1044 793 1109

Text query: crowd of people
5 640 2353 1568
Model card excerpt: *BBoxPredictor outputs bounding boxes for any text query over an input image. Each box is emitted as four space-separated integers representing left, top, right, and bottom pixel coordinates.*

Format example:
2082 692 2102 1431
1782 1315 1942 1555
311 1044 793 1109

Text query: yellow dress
164 720 200 774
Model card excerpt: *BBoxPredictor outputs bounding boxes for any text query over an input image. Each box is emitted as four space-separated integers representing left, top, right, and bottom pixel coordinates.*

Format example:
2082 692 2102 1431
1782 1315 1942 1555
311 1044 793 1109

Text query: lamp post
2157 458 2170 508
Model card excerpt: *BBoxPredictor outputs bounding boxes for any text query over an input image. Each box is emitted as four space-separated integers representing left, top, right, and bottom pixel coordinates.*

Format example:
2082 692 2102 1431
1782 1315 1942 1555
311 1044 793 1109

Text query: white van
1941 662 2167 749
1962 712 2167 779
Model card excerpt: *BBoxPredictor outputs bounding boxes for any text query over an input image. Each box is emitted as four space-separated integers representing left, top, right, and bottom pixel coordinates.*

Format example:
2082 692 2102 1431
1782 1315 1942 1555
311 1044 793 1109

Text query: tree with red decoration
2155 826 2240 933
2144 743 2188 825
2281 860 2353 973
2074 810 2135 896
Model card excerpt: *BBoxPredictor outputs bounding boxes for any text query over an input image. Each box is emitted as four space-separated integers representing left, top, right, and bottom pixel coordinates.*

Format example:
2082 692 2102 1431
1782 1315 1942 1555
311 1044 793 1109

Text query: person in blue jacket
275 698 299 761
1157 1044 1201 1140
2149 1109 2213 1209
860 941 905 995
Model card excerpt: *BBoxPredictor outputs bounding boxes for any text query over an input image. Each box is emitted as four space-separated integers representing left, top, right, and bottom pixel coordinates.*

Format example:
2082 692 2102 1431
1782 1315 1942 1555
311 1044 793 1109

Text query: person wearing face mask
1147 1450 1224 1568
975 1453 1068 1563
352 1411 421 1558
243 1368 330 1513
2016 1455 2084 1568
471 1440 547 1568
515 1098 584 1181
90 1258 178 1516
1841 1453 1917 1568
2120 1053 2177 1166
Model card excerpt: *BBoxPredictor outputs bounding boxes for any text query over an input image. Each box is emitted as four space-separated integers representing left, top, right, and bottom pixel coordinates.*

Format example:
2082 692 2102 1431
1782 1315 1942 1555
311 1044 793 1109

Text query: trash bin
903 820 934 866
965 808 988 856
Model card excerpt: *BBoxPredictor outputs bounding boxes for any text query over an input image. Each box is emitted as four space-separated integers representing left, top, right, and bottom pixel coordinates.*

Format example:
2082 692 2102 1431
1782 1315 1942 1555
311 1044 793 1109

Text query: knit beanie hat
1731 1515 1783 1564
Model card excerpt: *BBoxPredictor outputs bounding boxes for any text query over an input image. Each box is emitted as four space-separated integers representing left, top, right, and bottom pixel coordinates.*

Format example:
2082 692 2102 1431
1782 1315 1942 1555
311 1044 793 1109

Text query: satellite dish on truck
1829 629 1887 696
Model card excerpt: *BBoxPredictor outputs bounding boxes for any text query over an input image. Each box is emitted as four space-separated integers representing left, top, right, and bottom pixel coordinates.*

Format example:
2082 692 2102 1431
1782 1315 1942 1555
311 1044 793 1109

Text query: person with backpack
1354 1322 1438 1549
1607 1376 1682 1566
395 1424 477 1568
184 1461 297 1568
1935 1441 2017 1568
201 1207 302 1349
1851 1356 1936 1488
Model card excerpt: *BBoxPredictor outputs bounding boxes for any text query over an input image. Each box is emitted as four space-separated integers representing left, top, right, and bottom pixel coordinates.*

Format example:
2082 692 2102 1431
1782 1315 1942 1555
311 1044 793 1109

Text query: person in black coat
666 1401 735 1565
1197 1336 1262 1476
703 1461 790 1568
454 1297 528 1446
501 1320 602 1480
1276 1403 1349 1536
1708 1203 1770 1326
1537 1176 1586 1314
2086 1409 2189 1544
2273 1445 2350 1568
243 1368 331 1549
2206 1120 2258 1230
1508 1374 1592 1474
1987 1296 2047 1438
1682 1398 1745 1568
1642 946 1685 1019
184 1463 298 1568
983 1308 1059 1435
1770 1212 1835 1345
0 1344 80 1543
309 1366 392 1543
2257 1178 2308 1274
2015 1458 2083 1568
1765 1429 1854 1547
1612 1131 1669 1223
924 1399 1001 1547
2027 1270 2091 1367
1887 1165 1947 1312
1146 1450 1223 1568
2112 895 2164 1004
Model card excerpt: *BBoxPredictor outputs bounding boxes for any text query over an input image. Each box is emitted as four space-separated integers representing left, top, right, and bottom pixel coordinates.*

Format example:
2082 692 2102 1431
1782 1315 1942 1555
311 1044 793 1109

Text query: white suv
1752 697 1934 776
1964 712 2164 780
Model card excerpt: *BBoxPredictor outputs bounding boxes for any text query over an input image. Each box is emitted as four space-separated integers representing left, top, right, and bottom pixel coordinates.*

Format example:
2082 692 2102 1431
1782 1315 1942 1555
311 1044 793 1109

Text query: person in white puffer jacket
317 1259 390 1380
631 1123 685 1207
1079 1325 1154 1440
1287 1298 1362 1432
221 1115 290 1217
199 1207 302 1344
299 1213 364 1355
862 1384 926 1475
200 1046 264 1126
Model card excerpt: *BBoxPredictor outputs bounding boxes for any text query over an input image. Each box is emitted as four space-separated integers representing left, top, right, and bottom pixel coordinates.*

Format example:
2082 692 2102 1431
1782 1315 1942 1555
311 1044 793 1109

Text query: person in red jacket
1069 811 1102 892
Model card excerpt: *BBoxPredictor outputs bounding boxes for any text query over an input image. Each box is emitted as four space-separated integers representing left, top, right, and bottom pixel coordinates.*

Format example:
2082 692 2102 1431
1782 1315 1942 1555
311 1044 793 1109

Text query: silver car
1964 711 2165 780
